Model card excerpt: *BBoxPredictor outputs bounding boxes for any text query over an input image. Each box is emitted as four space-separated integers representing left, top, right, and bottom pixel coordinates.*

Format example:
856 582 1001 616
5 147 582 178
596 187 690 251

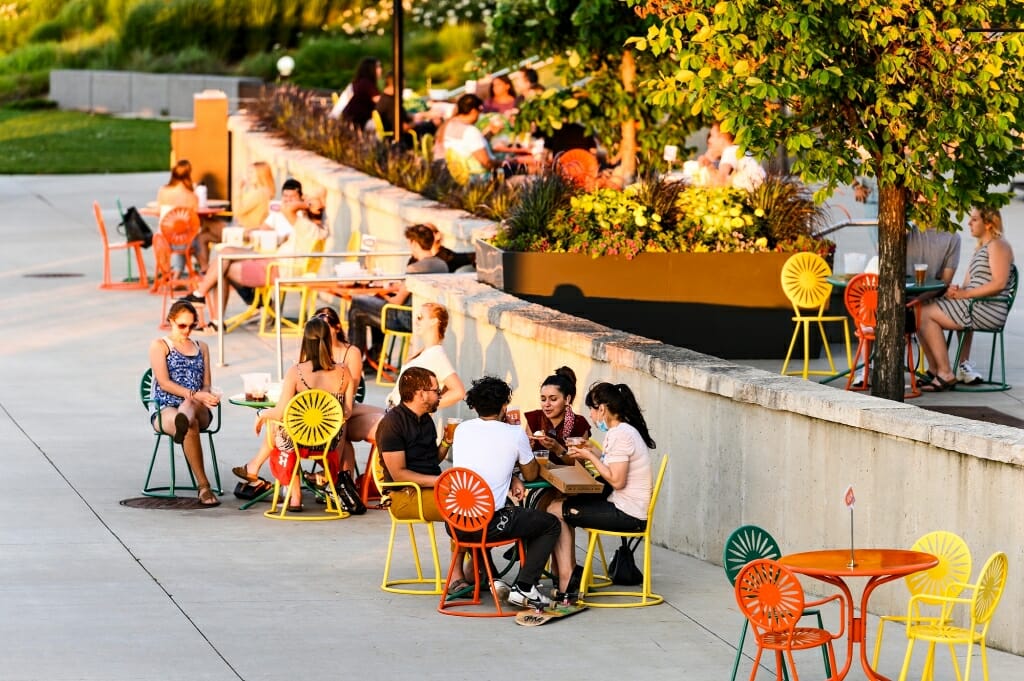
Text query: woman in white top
547 381 656 601
386 302 466 409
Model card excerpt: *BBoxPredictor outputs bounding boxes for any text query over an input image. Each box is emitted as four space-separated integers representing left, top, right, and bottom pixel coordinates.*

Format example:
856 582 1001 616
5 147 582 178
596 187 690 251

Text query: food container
222 226 246 248
242 373 271 402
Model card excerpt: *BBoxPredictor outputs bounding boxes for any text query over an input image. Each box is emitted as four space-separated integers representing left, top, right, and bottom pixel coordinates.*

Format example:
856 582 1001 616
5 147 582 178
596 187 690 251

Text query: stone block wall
48 70 262 117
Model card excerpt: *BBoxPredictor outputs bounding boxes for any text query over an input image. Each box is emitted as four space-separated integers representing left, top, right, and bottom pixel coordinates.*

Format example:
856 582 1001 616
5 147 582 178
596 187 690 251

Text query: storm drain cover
22 273 84 278
120 496 212 510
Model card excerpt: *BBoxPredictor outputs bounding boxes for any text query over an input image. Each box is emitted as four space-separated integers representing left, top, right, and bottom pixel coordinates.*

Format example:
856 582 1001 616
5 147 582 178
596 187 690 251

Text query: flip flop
446 579 474 601
920 375 956 392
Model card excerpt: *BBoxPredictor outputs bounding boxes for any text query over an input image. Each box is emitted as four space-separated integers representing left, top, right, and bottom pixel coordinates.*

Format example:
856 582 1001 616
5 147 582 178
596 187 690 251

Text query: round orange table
779 548 938 681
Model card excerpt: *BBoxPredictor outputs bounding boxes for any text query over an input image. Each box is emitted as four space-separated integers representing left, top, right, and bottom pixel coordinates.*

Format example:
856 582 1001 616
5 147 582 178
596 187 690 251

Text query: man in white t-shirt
450 376 560 608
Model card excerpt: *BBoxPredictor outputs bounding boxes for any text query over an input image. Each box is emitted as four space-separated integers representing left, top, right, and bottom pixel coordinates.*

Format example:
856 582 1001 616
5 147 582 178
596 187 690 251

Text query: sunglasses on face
422 386 442 395
174 322 195 330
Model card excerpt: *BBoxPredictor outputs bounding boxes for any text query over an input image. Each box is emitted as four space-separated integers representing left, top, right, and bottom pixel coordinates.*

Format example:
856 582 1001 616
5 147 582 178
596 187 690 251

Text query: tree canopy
630 0 1024 399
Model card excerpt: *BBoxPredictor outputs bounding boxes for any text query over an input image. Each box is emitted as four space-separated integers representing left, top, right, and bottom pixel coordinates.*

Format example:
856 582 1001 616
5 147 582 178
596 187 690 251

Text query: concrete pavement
1 173 1022 680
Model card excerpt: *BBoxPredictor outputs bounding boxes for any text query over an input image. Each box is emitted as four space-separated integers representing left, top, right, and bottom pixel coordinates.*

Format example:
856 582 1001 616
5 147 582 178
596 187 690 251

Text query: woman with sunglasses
148 300 221 507
235 317 354 511
524 366 590 465
385 302 466 410
313 306 385 472
546 382 656 601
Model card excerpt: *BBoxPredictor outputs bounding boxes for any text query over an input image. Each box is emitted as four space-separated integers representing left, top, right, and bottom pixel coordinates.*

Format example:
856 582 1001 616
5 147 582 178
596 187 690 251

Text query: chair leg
812 610 832 678
872 617 889 669
730 619 750 681
898 637 916 681
815 320 837 374
781 322 801 376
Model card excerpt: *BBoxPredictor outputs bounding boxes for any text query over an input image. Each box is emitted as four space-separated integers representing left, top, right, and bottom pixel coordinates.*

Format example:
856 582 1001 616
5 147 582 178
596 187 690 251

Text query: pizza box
538 460 603 494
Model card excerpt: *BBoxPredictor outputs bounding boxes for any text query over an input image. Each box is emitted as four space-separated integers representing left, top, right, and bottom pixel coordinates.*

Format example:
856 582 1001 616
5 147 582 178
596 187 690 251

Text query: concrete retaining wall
406 274 1024 653
228 115 492 255
228 114 1024 653
49 70 261 118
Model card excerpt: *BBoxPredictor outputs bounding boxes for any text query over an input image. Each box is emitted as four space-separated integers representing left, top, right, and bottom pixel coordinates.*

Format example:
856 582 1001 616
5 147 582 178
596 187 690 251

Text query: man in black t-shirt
376 367 448 522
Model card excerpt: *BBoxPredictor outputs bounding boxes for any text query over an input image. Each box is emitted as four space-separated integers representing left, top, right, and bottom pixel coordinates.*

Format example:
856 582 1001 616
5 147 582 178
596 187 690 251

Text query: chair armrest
805 592 846 639
378 480 431 520
907 592 971 621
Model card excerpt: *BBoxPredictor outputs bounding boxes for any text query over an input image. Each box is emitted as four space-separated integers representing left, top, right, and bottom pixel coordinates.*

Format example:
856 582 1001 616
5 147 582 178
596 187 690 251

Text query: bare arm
948 241 1014 300
255 366 298 434
568 441 630 489
382 449 438 488
439 372 466 410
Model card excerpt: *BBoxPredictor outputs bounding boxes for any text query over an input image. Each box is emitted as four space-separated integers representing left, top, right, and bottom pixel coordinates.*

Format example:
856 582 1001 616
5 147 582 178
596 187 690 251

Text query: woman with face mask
545 381 656 602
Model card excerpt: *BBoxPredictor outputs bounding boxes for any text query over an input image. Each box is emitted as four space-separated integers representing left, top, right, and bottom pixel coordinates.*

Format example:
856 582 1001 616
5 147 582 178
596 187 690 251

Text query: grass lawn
0 109 169 174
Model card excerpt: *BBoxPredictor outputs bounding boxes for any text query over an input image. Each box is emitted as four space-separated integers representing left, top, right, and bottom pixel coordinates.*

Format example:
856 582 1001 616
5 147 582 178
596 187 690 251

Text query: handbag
118 206 154 248
608 537 644 585
334 469 367 515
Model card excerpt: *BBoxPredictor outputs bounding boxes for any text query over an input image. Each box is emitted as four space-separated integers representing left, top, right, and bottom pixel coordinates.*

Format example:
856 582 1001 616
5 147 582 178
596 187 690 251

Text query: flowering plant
496 174 833 259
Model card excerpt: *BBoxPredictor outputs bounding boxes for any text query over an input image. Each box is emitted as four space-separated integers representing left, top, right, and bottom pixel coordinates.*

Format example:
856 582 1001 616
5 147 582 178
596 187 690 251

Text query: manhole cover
22 273 84 278
120 496 216 510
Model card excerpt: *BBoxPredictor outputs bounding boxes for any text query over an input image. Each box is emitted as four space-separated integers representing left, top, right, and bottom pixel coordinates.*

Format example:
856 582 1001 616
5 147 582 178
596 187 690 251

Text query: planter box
476 240 825 359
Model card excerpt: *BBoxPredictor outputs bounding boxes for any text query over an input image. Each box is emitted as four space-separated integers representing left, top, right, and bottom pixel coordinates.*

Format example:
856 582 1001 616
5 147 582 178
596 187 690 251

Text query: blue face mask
595 420 609 433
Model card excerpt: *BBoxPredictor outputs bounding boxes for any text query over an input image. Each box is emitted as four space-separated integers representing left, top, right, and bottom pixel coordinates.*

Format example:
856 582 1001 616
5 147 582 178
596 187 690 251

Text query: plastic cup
534 450 550 468
505 406 521 426
914 263 928 286
444 418 462 442
565 436 587 448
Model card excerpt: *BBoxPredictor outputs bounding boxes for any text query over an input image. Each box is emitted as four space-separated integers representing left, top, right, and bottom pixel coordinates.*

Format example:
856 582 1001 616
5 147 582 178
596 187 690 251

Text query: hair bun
554 366 577 386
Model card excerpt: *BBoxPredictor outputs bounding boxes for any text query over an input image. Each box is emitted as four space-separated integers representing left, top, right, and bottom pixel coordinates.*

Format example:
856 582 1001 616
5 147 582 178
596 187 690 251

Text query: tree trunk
871 184 908 401
619 49 637 182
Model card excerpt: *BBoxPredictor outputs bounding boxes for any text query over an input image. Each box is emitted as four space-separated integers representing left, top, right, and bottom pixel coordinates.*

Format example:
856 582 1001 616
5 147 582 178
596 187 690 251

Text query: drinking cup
444 418 462 442
565 436 587 449
914 263 928 286
534 450 550 468
505 406 521 426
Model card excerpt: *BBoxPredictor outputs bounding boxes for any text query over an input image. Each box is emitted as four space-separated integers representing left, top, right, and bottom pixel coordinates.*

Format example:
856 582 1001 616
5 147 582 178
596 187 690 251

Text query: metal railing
214 249 410 367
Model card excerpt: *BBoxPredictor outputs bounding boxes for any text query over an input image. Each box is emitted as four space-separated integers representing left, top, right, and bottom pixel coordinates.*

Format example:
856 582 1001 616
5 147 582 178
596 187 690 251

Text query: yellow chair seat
372 448 442 594
579 456 668 608
779 252 853 380
264 389 348 521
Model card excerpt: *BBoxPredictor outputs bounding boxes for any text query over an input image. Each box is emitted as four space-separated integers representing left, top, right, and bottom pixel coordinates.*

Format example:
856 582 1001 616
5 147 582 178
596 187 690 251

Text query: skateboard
515 602 587 626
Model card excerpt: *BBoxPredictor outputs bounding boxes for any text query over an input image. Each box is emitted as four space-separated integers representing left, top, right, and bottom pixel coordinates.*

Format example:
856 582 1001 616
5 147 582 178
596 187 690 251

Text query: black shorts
562 495 646 533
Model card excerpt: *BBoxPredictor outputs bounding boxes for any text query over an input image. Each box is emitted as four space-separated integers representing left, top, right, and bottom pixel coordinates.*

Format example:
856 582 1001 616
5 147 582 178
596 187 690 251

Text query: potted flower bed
476 173 834 359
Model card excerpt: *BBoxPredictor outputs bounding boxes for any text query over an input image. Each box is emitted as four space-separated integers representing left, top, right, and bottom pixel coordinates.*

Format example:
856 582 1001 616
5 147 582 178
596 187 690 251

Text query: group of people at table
150 293 657 608
839 206 1015 392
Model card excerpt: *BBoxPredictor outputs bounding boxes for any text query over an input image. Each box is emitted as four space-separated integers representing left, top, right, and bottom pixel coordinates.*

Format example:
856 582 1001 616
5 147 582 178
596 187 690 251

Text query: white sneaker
957 361 983 385
491 579 511 603
507 584 551 608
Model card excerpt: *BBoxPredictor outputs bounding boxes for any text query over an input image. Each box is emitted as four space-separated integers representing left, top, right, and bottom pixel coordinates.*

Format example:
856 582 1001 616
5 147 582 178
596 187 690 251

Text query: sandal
287 504 304 513
197 485 221 507
173 413 189 444
232 465 260 484
920 375 956 392
446 578 474 601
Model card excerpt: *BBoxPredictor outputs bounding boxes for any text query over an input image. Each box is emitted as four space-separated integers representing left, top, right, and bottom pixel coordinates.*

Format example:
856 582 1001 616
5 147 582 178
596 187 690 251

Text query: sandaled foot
232 465 259 483
173 413 189 444
287 503 304 513
197 485 220 507
920 375 956 392
445 578 474 601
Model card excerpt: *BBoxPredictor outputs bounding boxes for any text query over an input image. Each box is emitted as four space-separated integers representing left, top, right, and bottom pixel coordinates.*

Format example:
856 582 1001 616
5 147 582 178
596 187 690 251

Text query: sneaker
957 361 983 385
508 584 551 608
180 293 205 306
491 579 511 603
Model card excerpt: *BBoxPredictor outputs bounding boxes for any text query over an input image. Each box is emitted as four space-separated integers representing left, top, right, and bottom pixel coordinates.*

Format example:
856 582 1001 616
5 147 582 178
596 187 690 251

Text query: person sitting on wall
693 122 766 191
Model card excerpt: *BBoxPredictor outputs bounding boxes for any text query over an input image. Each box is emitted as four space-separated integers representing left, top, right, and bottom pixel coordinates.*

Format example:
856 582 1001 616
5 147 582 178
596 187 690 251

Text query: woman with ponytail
524 366 590 465
546 381 655 601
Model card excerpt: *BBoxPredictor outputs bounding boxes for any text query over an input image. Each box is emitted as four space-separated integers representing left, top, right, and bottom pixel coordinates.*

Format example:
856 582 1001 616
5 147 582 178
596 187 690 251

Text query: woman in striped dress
917 207 1015 391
